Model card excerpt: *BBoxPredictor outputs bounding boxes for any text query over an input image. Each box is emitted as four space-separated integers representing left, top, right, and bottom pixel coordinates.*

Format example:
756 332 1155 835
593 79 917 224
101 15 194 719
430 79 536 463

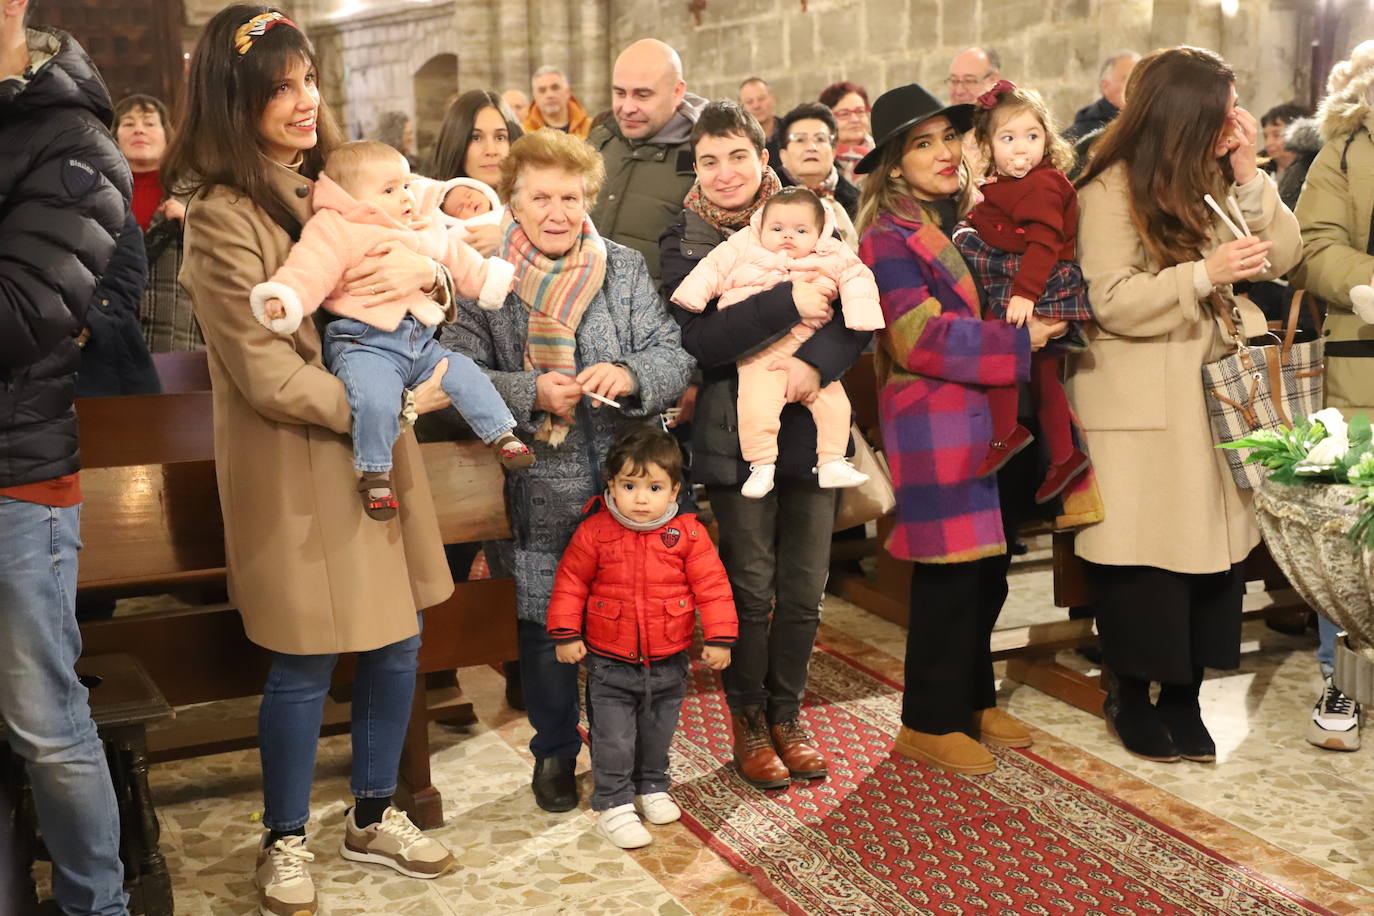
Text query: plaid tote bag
1202 290 1325 489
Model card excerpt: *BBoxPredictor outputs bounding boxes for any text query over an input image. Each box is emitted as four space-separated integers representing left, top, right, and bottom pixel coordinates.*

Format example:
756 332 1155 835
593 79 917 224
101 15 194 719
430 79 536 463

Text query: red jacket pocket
586 596 627 653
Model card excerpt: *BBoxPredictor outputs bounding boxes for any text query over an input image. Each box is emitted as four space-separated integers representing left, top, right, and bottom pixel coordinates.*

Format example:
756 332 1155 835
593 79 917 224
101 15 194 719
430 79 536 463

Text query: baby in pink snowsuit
672 187 884 498
250 141 530 521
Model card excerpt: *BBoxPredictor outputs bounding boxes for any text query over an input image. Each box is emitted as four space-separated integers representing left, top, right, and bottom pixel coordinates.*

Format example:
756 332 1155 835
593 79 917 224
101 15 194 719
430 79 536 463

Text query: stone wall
184 0 1326 151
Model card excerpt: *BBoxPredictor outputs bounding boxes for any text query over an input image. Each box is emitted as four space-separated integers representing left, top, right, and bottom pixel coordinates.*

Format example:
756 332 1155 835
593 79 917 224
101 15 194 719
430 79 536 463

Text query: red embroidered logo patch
661 527 681 548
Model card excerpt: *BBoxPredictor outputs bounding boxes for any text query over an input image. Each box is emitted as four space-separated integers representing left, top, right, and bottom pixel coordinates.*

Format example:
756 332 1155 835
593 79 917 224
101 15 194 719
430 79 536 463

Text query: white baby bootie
1351 284 1374 324
597 803 652 849
633 792 681 825
741 464 776 499
816 458 870 489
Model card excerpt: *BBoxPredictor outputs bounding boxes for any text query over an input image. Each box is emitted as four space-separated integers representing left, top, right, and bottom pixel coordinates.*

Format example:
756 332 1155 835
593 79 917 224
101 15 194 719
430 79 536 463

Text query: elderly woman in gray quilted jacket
441 128 694 814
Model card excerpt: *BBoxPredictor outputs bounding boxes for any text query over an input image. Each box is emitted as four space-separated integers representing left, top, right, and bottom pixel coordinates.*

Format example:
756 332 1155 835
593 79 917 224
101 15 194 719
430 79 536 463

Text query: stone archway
414 53 459 169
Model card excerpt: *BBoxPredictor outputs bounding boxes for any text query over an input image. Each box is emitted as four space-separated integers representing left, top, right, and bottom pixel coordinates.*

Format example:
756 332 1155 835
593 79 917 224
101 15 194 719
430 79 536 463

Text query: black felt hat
853 83 975 175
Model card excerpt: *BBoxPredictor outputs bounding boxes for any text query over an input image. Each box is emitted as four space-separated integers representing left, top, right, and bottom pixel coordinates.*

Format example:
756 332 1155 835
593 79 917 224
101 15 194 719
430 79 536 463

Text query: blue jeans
324 316 516 472
1318 614 1340 677
518 620 582 761
258 622 421 832
585 652 688 810
0 498 126 915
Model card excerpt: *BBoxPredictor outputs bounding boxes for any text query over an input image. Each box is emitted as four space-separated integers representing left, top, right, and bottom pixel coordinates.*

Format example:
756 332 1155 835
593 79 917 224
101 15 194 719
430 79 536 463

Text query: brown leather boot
731 707 790 789
770 718 827 780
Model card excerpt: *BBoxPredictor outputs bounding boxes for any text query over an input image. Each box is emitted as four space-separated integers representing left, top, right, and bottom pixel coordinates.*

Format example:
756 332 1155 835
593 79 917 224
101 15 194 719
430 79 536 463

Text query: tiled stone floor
138 563 1374 914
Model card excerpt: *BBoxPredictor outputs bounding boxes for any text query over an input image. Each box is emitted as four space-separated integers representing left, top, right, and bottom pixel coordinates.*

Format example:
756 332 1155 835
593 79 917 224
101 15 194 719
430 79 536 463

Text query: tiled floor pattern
140 566 1374 914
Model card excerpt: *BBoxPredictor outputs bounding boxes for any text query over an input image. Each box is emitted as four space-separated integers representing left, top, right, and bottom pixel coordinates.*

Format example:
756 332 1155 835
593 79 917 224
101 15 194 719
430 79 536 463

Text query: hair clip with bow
976 79 1018 110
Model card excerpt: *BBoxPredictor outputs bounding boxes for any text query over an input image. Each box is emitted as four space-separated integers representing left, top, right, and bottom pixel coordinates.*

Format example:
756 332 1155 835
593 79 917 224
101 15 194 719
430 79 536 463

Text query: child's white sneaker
816 458 869 489
596 803 653 848
741 464 776 499
633 792 681 825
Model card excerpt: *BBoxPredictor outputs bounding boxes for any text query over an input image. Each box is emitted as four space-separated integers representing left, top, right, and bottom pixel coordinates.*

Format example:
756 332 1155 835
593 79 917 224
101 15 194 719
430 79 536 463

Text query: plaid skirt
953 223 1095 323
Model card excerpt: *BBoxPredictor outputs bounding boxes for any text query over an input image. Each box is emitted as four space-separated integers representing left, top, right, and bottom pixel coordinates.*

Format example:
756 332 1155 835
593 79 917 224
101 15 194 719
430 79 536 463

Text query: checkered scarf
498 211 607 444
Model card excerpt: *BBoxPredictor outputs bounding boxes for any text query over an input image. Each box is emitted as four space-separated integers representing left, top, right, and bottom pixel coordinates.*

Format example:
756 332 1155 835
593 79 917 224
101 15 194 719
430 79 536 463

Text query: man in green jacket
589 38 705 282
1292 40 1374 419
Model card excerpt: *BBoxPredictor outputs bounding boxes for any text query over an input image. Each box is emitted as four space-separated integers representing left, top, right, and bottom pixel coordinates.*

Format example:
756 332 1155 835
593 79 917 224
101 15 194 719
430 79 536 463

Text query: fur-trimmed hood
1318 39 1374 140
1283 117 1323 156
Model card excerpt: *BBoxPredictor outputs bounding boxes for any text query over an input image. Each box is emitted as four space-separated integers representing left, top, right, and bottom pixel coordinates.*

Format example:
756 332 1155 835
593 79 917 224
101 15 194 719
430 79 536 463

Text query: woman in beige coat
165 7 457 913
1071 48 1301 764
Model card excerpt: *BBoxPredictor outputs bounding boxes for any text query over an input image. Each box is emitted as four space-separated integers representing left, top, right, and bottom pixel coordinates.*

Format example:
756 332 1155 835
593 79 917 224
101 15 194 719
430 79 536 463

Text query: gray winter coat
440 239 694 622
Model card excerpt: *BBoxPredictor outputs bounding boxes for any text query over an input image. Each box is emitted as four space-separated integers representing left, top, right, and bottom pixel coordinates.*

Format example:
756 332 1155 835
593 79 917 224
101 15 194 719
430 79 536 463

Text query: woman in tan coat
165 7 457 913
1071 47 1300 764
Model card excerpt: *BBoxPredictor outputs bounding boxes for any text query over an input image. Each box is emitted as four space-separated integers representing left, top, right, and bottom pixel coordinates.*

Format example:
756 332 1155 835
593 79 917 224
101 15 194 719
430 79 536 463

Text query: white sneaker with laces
1307 678 1361 751
255 834 317 916
596 803 653 848
741 464 776 499
816 458 869 489
340 806 455 879
634 792 681 825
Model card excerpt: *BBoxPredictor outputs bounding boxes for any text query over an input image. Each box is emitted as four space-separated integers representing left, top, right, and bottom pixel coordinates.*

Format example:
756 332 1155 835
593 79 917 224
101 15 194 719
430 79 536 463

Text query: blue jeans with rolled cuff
325 316 517 473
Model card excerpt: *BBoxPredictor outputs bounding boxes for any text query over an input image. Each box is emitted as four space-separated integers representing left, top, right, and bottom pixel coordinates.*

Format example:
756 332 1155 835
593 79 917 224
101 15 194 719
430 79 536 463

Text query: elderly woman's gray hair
496 127 606 206
373 110 413 154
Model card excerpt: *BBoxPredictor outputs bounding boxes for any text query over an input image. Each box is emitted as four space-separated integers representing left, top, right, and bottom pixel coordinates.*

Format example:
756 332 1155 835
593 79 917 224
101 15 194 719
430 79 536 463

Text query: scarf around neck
805 166 841 200
497 211 608 444
604 490 680 532
683 166 783 235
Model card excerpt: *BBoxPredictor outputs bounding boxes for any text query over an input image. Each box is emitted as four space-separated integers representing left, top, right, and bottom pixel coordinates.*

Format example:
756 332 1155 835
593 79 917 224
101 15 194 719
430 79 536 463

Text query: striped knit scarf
499 212 608 445
683 167 783 235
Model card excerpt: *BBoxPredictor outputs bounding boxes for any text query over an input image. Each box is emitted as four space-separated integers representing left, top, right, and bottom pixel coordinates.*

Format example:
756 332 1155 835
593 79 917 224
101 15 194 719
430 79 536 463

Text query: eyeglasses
787 132 835 146
831 107 870 121
946 73 993 89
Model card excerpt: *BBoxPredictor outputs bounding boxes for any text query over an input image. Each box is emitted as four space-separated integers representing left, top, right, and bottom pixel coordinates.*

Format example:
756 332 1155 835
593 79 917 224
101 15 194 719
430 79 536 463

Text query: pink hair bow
976 79 1017 110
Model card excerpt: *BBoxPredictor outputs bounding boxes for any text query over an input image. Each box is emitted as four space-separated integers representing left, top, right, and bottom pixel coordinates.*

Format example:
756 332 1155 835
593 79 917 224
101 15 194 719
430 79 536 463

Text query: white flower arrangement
1226 408 1374 548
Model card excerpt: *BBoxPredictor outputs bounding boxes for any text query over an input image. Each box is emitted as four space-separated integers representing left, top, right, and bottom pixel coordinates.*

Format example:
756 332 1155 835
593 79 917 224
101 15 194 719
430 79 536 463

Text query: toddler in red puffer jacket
547 424 737 850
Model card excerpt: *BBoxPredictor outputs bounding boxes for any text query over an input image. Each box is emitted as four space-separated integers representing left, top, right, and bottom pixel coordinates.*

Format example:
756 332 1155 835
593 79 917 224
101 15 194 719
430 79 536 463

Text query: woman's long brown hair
1075 46 1235 268
162 4 343 232
429 89 524 181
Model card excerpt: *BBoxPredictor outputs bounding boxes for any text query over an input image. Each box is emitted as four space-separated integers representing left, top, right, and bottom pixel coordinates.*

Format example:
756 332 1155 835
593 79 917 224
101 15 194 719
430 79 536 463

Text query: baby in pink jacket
672 187 884 499
249 141 531 521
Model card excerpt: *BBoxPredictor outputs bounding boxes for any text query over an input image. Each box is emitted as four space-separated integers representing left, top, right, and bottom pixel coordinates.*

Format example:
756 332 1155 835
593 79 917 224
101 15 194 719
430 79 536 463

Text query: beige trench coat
1068 165 1301 574
180 162 453 655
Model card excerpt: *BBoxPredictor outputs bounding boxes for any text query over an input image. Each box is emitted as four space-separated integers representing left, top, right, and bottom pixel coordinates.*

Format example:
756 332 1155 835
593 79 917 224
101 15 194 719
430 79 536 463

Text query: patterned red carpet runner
667 646 1332 916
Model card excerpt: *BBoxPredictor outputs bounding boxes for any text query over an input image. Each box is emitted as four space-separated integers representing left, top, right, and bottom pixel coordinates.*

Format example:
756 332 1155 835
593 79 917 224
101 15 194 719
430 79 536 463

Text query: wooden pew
74 356 516 828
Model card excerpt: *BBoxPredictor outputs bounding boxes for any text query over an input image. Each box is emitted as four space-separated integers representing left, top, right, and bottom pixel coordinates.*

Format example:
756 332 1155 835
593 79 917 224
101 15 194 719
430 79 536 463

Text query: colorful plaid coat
859 208 1103 563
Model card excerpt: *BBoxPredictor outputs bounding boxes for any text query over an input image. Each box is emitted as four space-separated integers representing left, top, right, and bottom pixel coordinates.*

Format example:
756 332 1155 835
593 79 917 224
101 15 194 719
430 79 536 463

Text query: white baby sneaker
816 458 869 489
741 464 776 499
633 792 681 825
596 803 653 848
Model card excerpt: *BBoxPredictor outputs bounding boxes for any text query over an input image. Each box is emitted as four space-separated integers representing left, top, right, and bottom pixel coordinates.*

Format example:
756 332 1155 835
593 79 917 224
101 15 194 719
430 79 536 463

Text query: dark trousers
1086 562 1244 684
518 620 582 760
708 477 837 722
585 651 689 810
901 446 1035 734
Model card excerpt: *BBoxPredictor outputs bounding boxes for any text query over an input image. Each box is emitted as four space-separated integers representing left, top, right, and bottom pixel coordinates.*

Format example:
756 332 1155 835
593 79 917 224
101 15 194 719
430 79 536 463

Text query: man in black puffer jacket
0 4 131 913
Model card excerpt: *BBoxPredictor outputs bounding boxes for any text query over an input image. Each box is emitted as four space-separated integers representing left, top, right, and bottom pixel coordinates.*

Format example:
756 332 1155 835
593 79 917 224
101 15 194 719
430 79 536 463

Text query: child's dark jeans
585 650 690 811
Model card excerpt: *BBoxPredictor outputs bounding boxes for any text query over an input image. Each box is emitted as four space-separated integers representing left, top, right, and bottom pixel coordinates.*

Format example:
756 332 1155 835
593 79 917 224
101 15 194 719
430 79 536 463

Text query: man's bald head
612 38 687 140
948 46 1001 104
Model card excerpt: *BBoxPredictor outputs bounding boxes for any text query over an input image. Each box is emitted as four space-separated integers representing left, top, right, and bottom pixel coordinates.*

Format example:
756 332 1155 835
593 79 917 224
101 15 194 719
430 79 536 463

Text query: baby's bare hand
701 645 731 670
265 298 286 321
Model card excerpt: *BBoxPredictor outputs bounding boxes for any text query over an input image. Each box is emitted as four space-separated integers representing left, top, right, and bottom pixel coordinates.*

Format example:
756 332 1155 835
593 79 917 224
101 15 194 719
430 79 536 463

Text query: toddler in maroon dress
954 81 1094 504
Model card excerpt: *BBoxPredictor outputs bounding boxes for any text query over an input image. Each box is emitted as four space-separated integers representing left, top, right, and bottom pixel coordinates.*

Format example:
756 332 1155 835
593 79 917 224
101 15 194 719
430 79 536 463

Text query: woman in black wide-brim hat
855 84 1084 775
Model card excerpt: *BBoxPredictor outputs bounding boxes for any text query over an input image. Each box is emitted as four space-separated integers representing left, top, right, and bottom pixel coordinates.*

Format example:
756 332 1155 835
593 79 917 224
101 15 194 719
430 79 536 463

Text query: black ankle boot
531 756 578 812
1104 672 1180 762
1156 671 1215 762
